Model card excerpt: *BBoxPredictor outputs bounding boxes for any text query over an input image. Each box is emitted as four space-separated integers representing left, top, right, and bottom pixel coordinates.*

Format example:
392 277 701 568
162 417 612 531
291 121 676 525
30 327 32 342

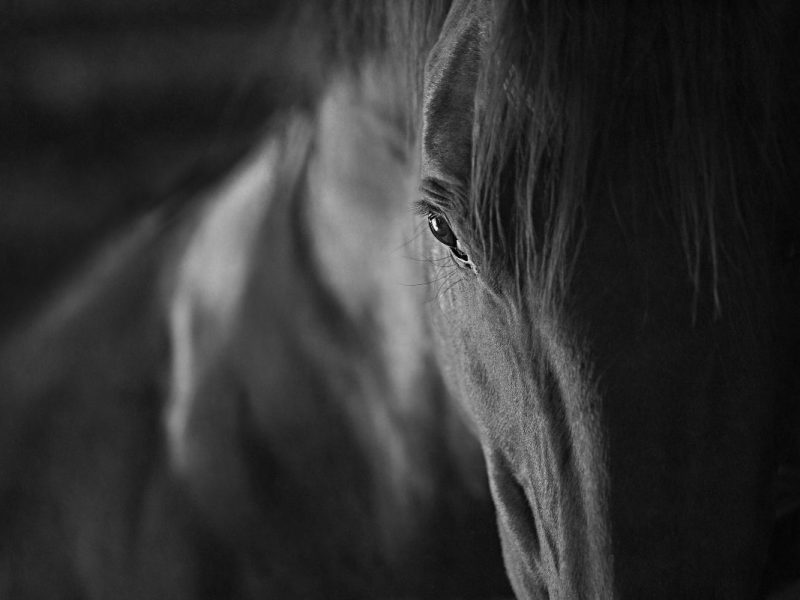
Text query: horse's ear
422 0 490 185
164 138 283 537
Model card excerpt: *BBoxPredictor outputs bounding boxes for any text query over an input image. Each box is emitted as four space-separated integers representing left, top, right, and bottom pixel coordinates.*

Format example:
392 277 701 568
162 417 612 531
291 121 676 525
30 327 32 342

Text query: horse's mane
473 0 791 314
325 0 796 317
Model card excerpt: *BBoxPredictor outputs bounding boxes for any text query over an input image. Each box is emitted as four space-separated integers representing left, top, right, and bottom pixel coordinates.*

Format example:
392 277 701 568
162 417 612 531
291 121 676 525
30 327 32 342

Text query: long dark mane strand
474 0 786 317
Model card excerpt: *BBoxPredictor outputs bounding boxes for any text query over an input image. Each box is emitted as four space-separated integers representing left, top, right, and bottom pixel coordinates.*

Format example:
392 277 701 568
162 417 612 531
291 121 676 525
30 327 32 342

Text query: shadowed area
0 0 314 332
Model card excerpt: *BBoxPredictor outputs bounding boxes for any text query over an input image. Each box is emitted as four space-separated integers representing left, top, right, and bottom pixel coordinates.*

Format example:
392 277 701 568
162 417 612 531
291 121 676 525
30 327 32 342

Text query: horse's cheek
427 273 473 401
426 274 510 443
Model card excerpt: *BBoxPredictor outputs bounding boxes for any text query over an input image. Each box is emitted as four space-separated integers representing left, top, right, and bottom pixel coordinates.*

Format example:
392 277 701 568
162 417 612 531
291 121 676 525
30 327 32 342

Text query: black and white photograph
2 1 800 598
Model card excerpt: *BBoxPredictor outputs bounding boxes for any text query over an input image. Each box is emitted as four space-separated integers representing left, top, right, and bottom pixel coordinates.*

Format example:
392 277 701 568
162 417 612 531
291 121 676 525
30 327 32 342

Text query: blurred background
1 0 319 333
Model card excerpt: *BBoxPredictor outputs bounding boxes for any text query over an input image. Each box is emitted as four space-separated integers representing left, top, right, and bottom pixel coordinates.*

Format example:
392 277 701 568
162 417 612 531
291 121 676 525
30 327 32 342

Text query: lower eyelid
452 247 468 261
450 248 472 270
454 240 470 261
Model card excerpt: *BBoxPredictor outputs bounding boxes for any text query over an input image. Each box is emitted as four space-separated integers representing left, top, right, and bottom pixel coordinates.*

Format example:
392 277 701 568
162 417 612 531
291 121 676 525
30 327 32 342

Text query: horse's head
418 0 795 597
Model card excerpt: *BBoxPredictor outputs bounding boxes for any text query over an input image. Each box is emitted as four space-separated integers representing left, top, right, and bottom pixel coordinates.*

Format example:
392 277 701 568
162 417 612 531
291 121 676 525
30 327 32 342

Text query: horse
4 0 800 598
350 0 799 597
314 0 800 596
0 62 510 597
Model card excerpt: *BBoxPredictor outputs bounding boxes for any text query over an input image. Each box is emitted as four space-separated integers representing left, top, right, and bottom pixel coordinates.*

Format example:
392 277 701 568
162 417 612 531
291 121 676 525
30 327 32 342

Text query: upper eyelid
419 177 454 204
414 197 438 217
420 177 452 201
417 177 462 214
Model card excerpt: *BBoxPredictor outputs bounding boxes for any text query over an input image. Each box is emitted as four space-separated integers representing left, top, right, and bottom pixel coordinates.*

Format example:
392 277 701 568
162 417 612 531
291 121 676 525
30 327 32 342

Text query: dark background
1 0 315 331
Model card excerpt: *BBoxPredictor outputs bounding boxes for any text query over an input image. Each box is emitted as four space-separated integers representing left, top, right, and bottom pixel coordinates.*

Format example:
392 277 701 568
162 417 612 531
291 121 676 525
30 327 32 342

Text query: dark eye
427 214 470 263
427 214 457 247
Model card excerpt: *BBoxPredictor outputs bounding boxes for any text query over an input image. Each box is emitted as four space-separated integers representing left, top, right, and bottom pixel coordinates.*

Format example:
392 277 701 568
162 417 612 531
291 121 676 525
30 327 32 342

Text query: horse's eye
427 214 458 248
427 213 470 264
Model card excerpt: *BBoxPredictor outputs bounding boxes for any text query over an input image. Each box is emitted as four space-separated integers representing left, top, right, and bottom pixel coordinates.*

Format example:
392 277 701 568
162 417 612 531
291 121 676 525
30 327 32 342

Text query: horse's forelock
472 0 784 314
